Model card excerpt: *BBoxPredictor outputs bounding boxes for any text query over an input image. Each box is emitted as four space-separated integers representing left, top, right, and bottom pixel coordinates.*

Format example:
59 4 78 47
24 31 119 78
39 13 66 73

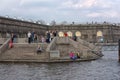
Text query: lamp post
118 39 120 62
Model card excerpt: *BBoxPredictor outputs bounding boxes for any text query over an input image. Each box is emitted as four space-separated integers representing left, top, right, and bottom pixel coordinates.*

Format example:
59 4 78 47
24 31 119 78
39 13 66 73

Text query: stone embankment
0 37 103 62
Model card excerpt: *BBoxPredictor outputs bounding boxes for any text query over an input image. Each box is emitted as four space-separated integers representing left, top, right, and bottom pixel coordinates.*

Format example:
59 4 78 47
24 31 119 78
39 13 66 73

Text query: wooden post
118 39 120 62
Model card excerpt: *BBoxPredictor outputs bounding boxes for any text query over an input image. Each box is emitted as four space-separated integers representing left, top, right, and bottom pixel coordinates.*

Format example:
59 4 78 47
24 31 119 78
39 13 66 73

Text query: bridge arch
67 31 73 37
97 31 103 37
58 31 64 37
75 31 81 37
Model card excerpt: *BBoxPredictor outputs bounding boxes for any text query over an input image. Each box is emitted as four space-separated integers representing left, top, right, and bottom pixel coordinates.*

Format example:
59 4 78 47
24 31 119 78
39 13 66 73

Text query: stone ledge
0 57 99 63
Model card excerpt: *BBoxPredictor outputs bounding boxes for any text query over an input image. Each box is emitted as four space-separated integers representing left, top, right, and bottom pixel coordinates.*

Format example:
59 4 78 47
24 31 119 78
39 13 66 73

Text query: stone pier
0 37 103 63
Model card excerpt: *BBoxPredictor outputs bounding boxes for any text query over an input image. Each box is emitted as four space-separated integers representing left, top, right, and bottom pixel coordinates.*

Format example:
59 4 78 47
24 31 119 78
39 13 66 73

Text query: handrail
46 37 57 52
0 38 11 54
75 37 103 57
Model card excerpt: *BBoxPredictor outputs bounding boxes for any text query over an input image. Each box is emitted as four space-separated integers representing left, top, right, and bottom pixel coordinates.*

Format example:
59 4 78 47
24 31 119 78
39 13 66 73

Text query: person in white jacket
27 31 31 44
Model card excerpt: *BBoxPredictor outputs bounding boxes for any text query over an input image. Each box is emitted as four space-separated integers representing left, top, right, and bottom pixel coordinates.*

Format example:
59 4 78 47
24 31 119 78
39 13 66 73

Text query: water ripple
0 46 120 80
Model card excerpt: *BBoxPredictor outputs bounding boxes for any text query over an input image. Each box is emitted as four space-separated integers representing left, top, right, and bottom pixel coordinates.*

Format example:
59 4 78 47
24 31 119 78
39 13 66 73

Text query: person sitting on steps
76 52 80 59
69 51 77 60
36 45 42 54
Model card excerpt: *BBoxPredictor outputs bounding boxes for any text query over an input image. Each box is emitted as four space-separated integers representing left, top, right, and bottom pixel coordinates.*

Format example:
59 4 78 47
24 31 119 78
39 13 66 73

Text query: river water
0 46 120 80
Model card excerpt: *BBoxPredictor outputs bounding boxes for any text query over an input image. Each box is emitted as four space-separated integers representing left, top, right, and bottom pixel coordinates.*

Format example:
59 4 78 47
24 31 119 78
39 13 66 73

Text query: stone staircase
77 38 103 57
0 37 103 62
68 38 103 58
47 37 103 59
0 43 48 60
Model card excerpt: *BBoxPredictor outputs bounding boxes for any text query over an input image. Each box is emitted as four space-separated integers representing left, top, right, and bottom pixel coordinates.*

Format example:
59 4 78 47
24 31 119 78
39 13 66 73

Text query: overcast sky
0 0 120 24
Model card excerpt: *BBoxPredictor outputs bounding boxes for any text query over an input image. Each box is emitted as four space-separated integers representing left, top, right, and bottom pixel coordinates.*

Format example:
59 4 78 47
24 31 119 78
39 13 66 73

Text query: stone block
50 50 60 58
82 51 88 59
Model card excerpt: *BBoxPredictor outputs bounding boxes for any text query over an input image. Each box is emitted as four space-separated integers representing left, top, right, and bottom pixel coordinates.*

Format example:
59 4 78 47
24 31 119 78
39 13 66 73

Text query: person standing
64 32 68 37
53 30 57 37
46 31 50 43
31 31 35 43
50 31 54 41
27 31 31 44
41 36 45 43
11 33 14 43
34 34 38 43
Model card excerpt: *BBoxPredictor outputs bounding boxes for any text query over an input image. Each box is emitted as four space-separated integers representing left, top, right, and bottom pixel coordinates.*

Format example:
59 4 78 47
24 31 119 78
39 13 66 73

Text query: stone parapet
0 38 7 44
0 38 11 54
17 38 27 43
46 37 57 52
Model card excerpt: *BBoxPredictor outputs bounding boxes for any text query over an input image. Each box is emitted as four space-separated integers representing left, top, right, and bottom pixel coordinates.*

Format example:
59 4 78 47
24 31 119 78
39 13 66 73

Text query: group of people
6 32 17 43
27 30 57 44
27 31 38 44
45 30 57 43
69 51 81 60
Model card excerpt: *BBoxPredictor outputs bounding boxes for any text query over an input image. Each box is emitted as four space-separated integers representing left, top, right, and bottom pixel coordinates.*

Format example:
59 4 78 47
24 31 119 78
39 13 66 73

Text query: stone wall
50 25 120 43
0 16 48 37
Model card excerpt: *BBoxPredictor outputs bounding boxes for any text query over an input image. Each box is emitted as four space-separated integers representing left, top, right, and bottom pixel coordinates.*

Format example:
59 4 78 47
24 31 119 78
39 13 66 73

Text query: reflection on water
0 46 120 80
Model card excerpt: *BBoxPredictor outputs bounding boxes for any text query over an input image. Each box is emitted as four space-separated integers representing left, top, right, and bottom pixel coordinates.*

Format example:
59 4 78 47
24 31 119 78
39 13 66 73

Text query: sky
0 0 120 24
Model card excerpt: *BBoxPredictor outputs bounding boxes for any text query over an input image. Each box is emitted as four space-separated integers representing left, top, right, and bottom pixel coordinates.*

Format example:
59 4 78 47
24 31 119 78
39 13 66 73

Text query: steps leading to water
49 37 103 58
0 37 103 62
0 43 48 60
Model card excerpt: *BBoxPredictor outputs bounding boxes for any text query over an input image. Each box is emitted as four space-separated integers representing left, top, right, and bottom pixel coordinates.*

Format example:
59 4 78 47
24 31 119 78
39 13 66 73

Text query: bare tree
50 20 56 26
36 20 46 24
61 21 67 25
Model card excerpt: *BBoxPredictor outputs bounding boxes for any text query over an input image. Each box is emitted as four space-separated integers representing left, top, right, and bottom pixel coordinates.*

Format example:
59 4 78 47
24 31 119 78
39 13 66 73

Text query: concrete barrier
50 50 60 59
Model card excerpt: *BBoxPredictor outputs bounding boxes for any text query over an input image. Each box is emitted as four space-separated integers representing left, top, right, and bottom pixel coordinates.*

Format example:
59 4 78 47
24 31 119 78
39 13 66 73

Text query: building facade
0 16 48 38
0 16 120 43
